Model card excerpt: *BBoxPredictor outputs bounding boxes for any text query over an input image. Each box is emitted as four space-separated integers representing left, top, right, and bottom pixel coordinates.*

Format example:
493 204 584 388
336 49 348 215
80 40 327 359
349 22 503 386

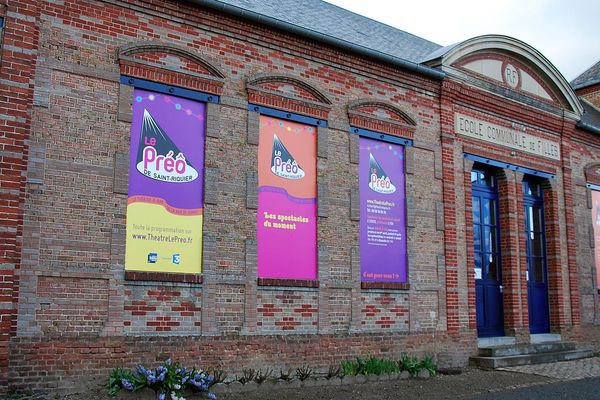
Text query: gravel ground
2 368 556 400
221 369 555 400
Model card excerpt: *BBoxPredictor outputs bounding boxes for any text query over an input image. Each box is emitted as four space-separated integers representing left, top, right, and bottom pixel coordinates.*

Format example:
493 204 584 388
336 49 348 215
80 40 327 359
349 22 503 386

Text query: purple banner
359 136 407 282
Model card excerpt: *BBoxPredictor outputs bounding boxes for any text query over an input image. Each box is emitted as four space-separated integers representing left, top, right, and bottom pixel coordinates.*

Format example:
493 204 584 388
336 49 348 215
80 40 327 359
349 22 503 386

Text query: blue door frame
471 169 504 337
523 179 550 334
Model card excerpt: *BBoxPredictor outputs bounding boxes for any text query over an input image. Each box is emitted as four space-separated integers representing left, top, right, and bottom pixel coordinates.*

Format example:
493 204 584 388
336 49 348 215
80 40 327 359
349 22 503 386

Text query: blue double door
472 170 550 337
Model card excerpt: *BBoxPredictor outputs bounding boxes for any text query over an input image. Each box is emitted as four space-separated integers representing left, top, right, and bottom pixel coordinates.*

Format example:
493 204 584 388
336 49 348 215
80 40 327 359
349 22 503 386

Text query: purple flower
165 358 172 365
137 364 148 376
120 378 134 391
159 393 166 400
208 392 217 400
147 372 156 384
156 366 167 382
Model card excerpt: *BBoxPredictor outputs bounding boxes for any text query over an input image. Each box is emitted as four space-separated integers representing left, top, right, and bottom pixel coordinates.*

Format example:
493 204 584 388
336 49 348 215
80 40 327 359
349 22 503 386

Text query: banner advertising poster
359 136 407 282
257 115 317 279
125 88 205 274
593 190 600 289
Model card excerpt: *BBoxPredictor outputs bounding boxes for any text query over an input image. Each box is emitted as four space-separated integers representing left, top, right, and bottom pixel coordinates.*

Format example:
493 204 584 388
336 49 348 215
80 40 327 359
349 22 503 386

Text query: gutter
187 0 445 81
577 121 600 136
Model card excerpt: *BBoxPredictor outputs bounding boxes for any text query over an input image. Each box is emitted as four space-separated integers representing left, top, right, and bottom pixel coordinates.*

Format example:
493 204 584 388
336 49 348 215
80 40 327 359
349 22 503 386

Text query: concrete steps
470 341 594 369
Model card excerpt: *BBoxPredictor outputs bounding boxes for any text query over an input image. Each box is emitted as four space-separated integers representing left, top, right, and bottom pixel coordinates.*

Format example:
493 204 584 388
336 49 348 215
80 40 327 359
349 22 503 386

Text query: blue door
523 178 550 334
472 169 504 337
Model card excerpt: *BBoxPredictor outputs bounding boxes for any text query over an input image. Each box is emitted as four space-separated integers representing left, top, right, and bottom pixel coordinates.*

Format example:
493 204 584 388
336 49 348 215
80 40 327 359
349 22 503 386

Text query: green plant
279 368 294 381
295 365 313 381
399 354 421 377
341 359 359 376
4 390 35 400
254 368 273 384
107 366 138 397
419 355 438 377
237 368 257 384
362 356 400 375
325 365 341 379
341 356 401 376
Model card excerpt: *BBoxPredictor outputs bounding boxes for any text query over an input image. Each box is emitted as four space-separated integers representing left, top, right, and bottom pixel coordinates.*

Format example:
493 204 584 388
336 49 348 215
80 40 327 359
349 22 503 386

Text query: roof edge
186 0 445 81
572 79 600 91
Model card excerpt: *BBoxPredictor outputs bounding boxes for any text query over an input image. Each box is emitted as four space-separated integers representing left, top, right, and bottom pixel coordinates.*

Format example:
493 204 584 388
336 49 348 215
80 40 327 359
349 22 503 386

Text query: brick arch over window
585 162 600 187
118 41 225 94
348 99 416 139
246 73 331 119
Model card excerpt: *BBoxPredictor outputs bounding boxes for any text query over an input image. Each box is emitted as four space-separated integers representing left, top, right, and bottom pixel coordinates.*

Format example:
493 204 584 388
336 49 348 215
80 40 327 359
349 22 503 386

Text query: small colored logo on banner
136 109 199 184
271 134 305 180
172 254 181 265
148 253 158 263
368 153 396 194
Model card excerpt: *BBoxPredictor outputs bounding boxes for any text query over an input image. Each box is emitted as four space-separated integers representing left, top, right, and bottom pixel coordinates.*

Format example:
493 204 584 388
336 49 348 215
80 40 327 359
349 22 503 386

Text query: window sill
125 271 203 284
257 278 319 288
361 282 410 290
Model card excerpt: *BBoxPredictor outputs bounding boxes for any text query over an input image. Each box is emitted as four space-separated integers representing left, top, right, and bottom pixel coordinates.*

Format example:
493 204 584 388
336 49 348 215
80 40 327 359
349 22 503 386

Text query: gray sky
326 0 598 81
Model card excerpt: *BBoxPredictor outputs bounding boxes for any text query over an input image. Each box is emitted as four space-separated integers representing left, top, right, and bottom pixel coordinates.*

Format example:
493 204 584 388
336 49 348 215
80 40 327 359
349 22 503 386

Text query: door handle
499 285 504 293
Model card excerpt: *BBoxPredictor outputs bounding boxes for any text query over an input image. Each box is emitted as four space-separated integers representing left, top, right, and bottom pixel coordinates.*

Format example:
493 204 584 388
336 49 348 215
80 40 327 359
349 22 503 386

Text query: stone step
470 349 594 370
478 342 577 357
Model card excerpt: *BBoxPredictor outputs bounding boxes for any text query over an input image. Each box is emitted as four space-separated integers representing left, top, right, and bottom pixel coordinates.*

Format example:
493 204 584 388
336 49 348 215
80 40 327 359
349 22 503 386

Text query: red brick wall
569 126 600 341
8 332 476 393
6 0 451 392
576 84 600 108
0 0 42 391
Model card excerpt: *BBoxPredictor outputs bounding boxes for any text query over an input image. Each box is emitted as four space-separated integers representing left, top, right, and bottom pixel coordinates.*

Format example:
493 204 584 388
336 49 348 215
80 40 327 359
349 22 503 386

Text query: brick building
0 0 599 393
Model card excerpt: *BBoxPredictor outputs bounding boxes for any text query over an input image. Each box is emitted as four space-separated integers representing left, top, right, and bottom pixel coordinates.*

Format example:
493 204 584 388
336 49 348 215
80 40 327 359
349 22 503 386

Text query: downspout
577 121 600 136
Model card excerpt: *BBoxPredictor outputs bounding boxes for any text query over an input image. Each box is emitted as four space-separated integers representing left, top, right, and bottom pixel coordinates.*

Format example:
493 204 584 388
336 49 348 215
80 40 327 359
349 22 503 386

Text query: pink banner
257 115 317 280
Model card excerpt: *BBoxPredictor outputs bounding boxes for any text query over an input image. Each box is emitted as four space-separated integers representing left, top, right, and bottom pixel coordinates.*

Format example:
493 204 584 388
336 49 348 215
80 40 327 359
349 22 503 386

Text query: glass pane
533 207 543 232
533 257 544 283
487 253 499 281
489 199 497 225
483 199 491 225
483 172 495 188
474 252 482 280
526 206 534 233
473 225 482 252
471 171 478 184
483 227 497 253
524 179 542 197
472 197 481 224
532 231 544 257
490 228 498 253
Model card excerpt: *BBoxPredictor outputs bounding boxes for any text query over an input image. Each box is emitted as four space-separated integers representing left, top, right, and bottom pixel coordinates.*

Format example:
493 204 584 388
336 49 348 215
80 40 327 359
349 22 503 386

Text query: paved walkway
498 356 600 380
